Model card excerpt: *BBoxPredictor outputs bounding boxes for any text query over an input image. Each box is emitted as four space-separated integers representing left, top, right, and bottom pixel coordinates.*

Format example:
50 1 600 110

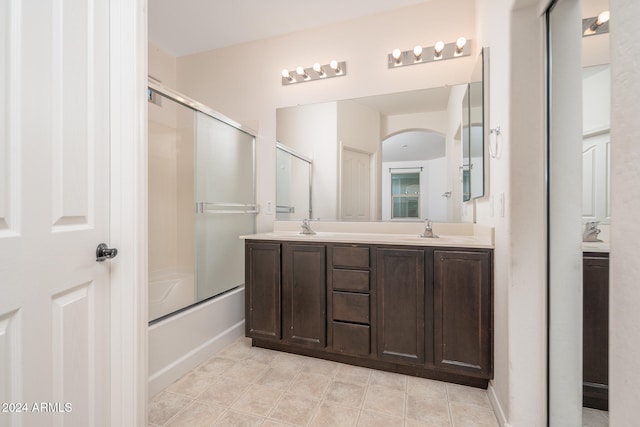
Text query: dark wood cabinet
376 248 425 365
245 242 281 341
327 245 373 357
433 250 492 376
583 252 609 410
282 243 326 349
245 239 493 389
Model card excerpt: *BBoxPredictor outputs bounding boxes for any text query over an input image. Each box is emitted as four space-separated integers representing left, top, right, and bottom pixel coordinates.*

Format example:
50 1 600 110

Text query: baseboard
488 381 510 427
147 287 245 397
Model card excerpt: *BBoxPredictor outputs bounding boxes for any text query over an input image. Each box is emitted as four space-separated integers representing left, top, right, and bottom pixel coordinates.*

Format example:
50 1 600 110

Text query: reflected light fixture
388 37 472 69
281 60 347 85
583 10 610 36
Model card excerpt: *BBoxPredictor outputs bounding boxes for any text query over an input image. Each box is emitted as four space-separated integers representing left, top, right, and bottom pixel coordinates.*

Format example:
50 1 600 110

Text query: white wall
383 111 448 136
175 0 477 232
583 65 610 133
609 0 640 424
474 0 548 425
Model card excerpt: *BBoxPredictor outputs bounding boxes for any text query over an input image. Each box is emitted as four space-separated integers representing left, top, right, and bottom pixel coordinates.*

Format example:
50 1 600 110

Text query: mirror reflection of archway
381 129 448 221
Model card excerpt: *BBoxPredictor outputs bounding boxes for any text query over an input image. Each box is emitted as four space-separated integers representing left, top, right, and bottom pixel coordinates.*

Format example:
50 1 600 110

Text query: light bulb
313 63 321 72
296 66 305 76
392 48 402 61
596 10 610 25
330 60 340 72
434 41 445 57
281 69 291 79
456 37 467 51
413 45 423 59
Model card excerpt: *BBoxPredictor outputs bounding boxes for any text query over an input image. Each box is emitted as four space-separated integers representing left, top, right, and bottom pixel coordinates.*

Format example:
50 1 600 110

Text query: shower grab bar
196 202 260 214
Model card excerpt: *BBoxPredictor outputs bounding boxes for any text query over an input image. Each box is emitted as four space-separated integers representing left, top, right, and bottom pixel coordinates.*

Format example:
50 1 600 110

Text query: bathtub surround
148 287 245 396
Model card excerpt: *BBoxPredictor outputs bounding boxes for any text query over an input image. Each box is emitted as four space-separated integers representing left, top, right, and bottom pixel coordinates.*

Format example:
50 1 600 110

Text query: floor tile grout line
151 337 508 427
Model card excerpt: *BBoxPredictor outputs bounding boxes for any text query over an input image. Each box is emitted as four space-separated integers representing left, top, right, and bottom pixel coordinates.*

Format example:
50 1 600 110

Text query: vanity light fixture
296 66 309 80
392 48 402 65
313 63 325 77
413 45 423 61
330 60 342 74
388 38 472 69
434 41 445 59
455 37 467 55
582 10 610 37
281 60 347 85
281 69 293 82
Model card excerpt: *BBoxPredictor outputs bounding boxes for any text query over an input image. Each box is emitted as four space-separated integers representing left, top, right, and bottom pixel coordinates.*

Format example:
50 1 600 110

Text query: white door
582 132 611 223
1 1 113 426
341 148 371 221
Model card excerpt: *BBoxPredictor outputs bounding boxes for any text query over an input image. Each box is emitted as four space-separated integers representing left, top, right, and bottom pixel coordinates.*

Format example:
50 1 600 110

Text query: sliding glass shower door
195 112 256 301
148 85 256 322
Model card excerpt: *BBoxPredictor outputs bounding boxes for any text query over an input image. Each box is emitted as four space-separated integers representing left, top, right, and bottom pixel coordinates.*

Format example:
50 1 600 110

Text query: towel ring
489 126 501 159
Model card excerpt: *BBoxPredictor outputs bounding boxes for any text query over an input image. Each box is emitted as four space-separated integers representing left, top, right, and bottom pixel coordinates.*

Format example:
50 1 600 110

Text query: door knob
96 243 118 262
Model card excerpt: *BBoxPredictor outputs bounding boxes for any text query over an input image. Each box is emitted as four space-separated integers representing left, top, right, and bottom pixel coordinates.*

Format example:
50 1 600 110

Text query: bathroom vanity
582 247 609 410
242 222 494 388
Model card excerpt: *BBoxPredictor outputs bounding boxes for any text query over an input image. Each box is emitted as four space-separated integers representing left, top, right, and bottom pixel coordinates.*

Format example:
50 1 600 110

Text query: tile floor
149 336 610 426
582 408 609 427
149 336 500 426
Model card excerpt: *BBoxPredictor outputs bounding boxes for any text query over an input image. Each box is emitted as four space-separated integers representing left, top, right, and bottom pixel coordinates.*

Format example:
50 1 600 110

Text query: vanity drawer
332 322 370 356
332 292 369 324
332 246 370 269
332 269 370 292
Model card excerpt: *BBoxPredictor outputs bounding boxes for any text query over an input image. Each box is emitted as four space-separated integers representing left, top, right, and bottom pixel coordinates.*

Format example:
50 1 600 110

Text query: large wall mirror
276 48 488 222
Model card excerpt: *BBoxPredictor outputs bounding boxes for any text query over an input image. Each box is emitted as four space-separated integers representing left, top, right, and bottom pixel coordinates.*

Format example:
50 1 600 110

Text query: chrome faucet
583 221 602 242
420 219 439 238
300 218 316 235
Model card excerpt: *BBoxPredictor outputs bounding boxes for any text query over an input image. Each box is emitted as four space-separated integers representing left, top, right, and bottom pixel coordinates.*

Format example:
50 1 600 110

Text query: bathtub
149 267 195 322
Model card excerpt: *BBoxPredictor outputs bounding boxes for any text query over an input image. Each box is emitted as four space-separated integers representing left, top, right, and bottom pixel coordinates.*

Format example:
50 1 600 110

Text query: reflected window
391 172 420 219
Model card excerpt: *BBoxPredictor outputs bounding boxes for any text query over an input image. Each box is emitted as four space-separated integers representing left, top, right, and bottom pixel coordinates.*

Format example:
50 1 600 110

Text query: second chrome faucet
300 218 316 235
420 219 439 238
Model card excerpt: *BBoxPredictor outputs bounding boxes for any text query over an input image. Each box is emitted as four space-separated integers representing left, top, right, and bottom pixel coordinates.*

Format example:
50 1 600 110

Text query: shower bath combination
147 82 257 322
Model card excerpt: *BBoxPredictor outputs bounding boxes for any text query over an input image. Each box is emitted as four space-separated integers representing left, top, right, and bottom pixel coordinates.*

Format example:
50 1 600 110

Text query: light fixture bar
582 11 610 37
281 61 347 85
387 39 472 69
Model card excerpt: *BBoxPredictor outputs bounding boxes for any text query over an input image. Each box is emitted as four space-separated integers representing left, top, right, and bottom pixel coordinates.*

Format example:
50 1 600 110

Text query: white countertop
241 221 494 249
582 241 610 253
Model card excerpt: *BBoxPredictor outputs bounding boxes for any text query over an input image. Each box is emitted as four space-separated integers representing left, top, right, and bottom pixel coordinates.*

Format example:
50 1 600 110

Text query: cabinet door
583 252 609 410
283 244 327 349
434 250 491 376
376 248 425 365
245 242 281 341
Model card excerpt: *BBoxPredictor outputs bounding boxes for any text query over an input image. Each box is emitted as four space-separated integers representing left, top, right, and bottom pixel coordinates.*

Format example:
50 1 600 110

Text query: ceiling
149 0 432 57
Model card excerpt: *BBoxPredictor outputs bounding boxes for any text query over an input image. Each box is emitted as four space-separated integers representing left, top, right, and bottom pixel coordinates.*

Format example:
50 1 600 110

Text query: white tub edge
148 286 245 397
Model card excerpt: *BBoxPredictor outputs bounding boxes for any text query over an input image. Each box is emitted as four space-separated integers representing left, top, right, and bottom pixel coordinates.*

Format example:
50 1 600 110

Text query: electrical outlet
499 193 505 217
266 201 273 215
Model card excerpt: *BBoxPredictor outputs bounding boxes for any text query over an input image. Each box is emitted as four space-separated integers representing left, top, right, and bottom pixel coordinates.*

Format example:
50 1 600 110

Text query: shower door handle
96 243 118 262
